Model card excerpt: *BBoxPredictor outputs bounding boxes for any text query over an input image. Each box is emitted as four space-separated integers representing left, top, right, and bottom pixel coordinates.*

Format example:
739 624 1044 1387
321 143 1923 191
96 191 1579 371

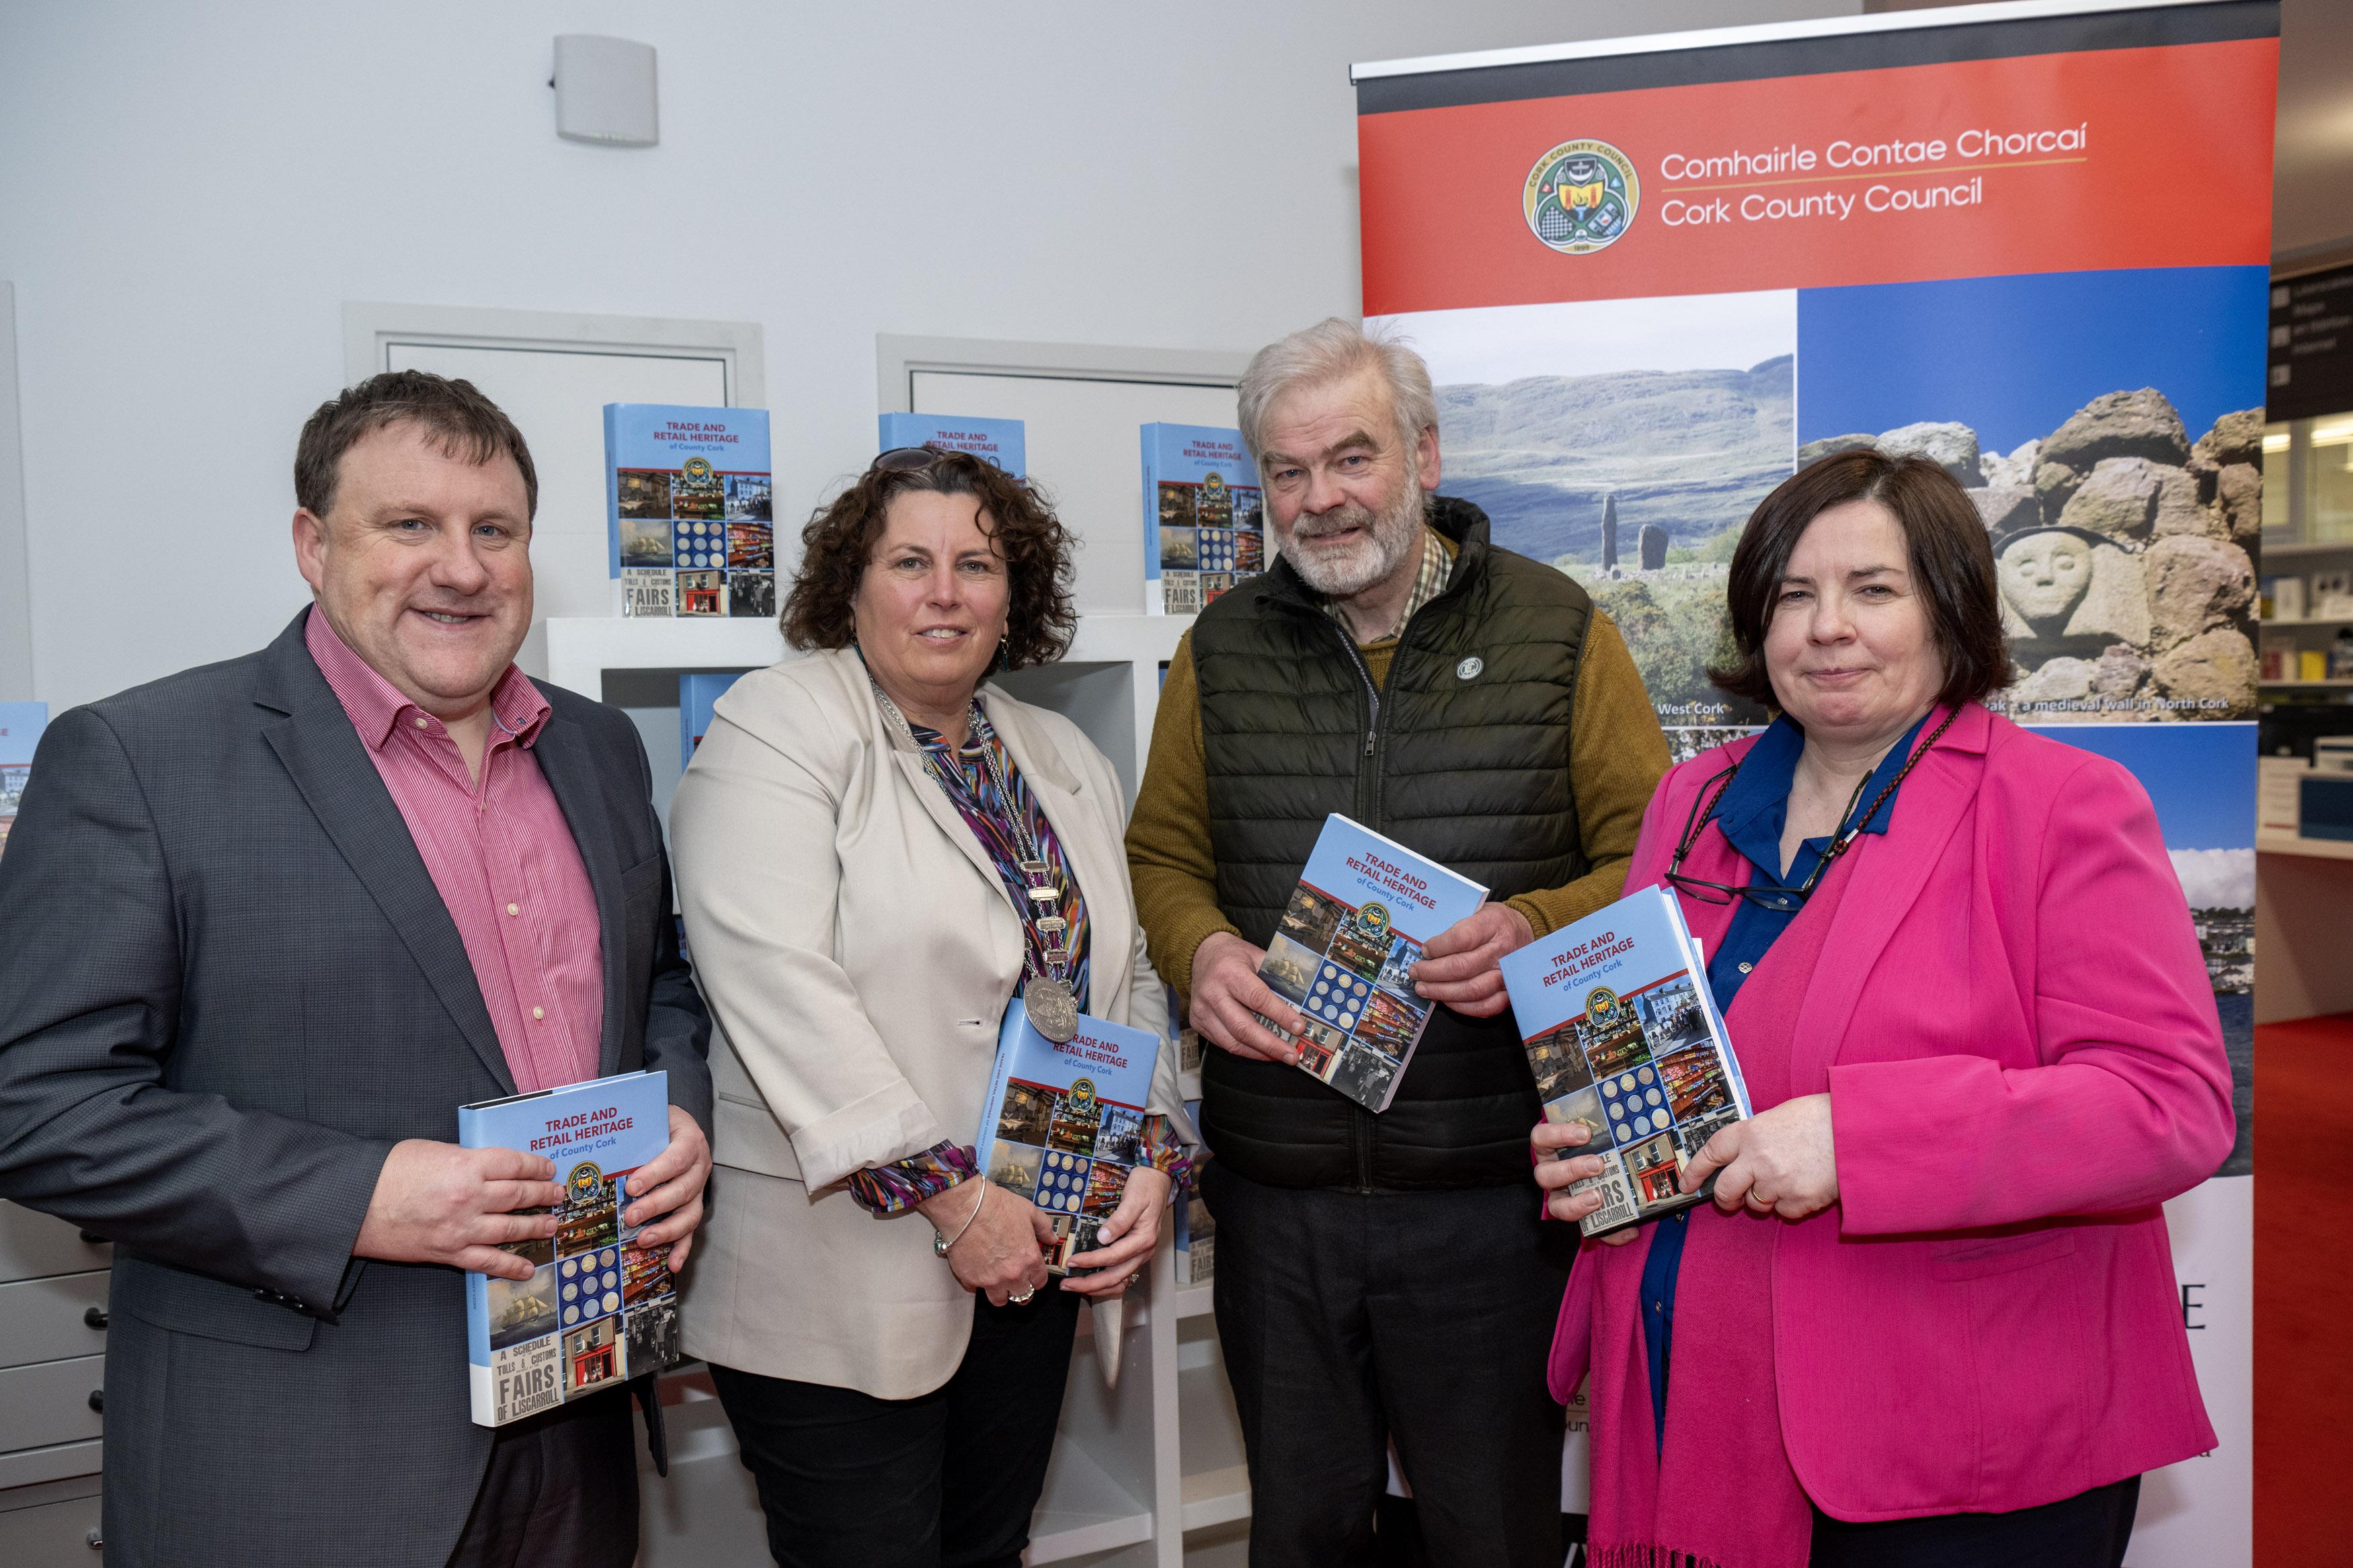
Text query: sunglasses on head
869 445 975 474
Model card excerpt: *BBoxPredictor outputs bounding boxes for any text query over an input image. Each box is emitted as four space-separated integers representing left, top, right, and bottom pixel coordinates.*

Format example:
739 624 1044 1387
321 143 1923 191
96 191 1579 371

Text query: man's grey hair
1234 317 1438 473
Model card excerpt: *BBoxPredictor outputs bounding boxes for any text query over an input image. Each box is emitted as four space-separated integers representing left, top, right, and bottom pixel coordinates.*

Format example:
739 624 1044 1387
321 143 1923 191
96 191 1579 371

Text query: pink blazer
1548 703 2231 1520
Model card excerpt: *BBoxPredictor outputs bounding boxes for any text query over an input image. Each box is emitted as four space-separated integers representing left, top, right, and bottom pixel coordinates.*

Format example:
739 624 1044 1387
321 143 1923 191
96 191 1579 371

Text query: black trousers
446 1388 639 1568
708 1286 1082 1568
1204 1163 1577 1568
1809 1475 2141 1567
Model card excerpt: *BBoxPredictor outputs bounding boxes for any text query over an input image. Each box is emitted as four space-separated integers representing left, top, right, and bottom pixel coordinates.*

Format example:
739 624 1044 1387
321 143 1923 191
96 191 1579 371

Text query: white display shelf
546 614 785 694
1176 1338 1250 1535
2261 539 2353 558
545 610 1193 809
1029 1440 1156 1563
2260 678 2353 688
1182 1467 1253 1534
2257 829 2353 862
547 610 1189 692
2262 615 2353 628
1172 1283 1215 1321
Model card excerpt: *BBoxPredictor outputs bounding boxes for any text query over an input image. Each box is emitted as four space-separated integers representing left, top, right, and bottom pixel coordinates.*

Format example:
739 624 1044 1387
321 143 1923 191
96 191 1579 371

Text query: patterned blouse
846 701 1190 1216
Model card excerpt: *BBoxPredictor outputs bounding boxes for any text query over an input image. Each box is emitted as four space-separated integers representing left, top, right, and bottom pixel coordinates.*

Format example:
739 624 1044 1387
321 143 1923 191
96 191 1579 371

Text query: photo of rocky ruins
1800 389 2260 721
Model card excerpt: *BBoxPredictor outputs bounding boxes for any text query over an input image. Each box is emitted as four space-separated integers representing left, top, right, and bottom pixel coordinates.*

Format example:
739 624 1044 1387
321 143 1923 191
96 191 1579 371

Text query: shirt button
1738 962 1753 973
413 716 429 729
507 903 520 917
532 1006 545 1021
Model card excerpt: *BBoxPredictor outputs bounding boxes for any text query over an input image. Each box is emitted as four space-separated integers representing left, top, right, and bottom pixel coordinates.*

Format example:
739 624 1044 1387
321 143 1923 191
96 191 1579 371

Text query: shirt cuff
1139 1114 1194 1198
846 1140 979 1217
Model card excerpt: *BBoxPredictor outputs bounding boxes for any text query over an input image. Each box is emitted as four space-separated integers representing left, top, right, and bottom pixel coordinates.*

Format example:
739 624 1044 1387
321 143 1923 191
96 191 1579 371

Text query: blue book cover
679 671 751 772
1498 884 1751 1237
975 1000 1159 1274
1141 423 1263 615
458 1070 679 1426
0 702 47 866
603 405 773 620
877 413 1027 477
1252 815 1488 1112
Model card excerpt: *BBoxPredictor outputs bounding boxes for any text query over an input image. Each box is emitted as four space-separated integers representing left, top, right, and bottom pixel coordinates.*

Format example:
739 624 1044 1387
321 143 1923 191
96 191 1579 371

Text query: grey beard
1280 479 1427 600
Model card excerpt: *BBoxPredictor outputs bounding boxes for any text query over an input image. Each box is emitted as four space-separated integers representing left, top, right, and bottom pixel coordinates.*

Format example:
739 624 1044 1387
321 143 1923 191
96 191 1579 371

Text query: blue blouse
1636 712 1930 1449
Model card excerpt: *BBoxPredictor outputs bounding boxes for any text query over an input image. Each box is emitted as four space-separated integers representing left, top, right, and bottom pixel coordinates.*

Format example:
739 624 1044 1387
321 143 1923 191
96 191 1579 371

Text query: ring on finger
1747 1190 1774 1208
1009 1286 1037 1305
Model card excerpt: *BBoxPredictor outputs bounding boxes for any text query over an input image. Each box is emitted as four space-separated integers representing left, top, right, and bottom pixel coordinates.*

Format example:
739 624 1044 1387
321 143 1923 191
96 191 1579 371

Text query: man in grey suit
0 371 713 1567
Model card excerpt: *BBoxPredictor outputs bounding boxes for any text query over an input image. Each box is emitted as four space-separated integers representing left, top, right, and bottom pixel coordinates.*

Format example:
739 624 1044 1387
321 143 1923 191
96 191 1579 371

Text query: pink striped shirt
305 608 604 1094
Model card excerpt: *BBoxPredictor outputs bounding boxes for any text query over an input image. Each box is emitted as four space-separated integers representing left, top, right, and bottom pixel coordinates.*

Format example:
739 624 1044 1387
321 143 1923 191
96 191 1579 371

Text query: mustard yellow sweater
1124 611 1670 999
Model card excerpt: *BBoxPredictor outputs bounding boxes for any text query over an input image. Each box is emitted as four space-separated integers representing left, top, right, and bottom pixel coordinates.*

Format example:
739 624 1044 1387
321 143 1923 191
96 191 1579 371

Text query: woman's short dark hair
781 449 1077 671
1709 448 2012 710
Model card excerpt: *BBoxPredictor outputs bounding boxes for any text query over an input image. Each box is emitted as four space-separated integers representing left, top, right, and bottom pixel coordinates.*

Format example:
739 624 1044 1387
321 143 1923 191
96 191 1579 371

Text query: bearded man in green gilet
1126 317 1668 1567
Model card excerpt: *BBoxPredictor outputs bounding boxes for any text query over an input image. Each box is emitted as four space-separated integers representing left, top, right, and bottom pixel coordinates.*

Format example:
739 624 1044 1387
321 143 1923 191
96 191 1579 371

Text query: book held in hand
975 1000 1160 1274
460 1070 680 1426
1251 815 1488 1112
1498 885 1752 1237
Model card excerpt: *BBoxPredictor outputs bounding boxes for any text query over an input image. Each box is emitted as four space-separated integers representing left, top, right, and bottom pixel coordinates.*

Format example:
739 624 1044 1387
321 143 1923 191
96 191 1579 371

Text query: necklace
869 680 1080 1042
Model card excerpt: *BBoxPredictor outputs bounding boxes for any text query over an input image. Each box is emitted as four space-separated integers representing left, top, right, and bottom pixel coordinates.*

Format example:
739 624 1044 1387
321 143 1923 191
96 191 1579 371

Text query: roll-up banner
1353 1 2266 1560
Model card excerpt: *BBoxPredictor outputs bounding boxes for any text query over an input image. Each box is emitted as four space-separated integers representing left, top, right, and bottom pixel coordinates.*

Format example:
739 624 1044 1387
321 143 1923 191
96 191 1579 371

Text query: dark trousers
1204 1163 1576 1568
708 1286 1082 1568
445 1388 639 1568
1809 1475 2140 1567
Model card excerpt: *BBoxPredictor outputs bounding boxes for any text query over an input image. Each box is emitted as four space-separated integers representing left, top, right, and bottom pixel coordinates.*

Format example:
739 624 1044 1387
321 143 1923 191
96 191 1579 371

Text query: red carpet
2254 1013 2353 1565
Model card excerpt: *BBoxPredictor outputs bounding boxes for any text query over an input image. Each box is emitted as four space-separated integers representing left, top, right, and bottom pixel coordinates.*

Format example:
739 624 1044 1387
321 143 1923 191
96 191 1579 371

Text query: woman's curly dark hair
781 448 1078 671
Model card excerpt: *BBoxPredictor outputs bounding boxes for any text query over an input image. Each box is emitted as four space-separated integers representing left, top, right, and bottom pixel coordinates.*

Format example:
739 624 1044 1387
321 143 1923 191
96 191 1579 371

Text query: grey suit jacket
0 610 713 1568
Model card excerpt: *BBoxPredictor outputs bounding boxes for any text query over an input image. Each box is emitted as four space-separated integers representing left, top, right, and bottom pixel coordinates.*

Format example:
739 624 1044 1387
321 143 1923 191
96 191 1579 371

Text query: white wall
0 0 1858 710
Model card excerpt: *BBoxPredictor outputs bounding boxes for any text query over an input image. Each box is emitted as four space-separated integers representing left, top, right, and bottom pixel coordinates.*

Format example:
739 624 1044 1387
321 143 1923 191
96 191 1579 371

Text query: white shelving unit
553 610 1254 1567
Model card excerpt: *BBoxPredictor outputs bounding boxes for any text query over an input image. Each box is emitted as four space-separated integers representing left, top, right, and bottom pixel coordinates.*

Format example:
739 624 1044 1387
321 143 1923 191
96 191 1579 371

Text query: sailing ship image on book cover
461 1070 682 1425
1252 815 1488 1113
1498 884 1753 1236
975 1000 1162 1274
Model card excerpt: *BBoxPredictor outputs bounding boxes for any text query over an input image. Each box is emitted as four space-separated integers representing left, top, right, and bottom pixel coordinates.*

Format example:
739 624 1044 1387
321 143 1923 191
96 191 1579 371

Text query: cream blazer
668 647 1184 1398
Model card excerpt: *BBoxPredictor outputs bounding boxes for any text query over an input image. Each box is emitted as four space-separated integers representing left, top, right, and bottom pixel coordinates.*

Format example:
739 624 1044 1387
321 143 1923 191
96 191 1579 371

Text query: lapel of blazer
853 659 1025 971
1782 706 1991 1095
982 688 1127 1018
252 611 515 1097
892 745 1002 892
528 709 629 1078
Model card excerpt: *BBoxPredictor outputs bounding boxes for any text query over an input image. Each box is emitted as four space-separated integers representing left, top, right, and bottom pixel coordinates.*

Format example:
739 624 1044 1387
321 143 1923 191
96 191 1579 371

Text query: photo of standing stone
1374 291 1798 735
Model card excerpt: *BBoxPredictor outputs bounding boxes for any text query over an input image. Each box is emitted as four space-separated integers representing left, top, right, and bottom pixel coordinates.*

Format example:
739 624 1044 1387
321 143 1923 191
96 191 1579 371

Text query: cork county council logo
1523 140 1640 254
566 1162 604 1204
681 456 715 483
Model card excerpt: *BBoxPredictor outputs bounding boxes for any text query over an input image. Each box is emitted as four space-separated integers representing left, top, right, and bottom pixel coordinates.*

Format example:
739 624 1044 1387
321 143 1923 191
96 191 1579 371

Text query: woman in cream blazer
670 447 1189 1568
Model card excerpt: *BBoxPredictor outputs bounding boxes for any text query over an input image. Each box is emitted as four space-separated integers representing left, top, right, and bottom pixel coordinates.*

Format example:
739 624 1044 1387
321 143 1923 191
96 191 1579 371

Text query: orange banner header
1357 38 2276 315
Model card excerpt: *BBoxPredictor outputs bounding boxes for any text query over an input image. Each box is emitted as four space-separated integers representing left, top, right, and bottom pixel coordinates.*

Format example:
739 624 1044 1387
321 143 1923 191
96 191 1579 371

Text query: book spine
456 1102 495 1395
603 405 623 579
1140 425 1162 606
971 1003 1023 1179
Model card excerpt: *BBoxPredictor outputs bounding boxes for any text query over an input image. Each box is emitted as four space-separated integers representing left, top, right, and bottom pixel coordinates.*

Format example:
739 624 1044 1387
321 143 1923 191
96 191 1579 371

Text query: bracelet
932 1180 988 1258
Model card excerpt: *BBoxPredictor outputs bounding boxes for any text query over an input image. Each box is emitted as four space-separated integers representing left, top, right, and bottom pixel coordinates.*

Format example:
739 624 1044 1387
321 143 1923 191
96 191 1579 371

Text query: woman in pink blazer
1531 450 2233 1568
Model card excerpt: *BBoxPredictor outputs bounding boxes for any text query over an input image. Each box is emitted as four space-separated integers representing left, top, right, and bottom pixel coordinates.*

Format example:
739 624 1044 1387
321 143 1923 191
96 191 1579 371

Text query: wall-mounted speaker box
553 36 657 147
